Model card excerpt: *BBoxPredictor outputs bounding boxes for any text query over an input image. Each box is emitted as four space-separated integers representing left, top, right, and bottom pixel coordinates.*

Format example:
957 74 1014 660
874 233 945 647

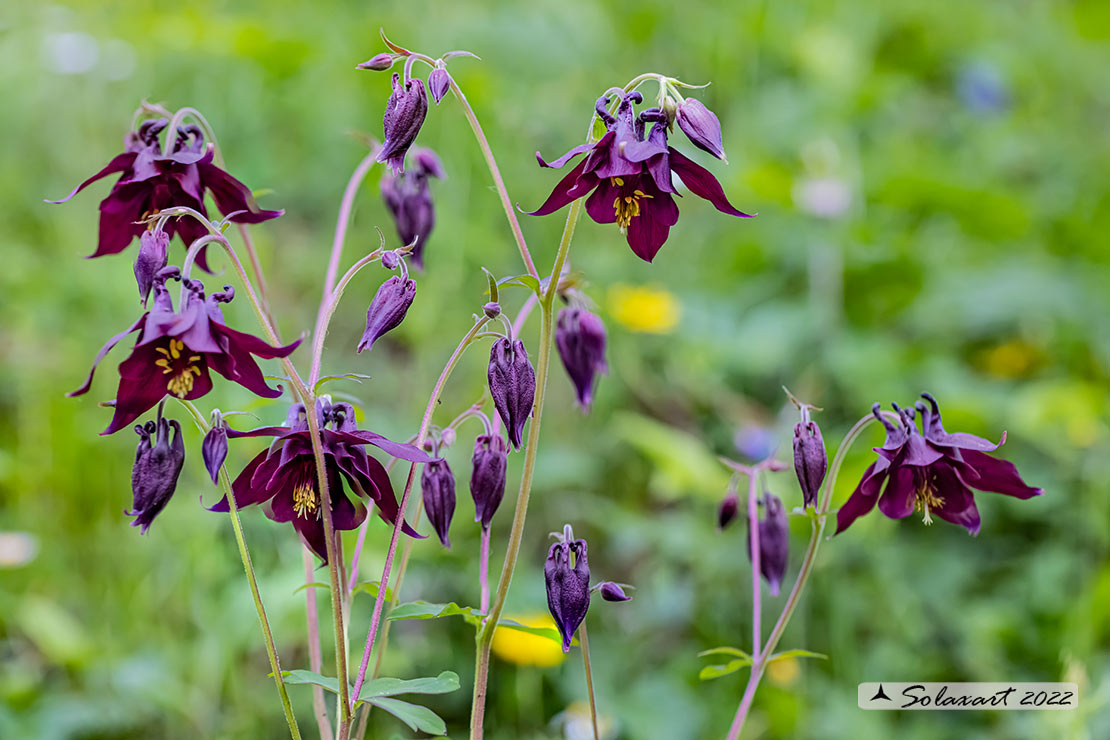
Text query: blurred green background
2 0 1109 738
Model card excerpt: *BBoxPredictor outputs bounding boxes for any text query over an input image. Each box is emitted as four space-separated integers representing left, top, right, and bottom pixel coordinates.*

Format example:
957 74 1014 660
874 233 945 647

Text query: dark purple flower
358 53 397 71
717 492 739 530
376 73 428 174
675 98 727 161
793 420 827 509
380 147 444 268
210 400 434 563
357 275 417 353
202 422 228 485
545 536 590 652
836 394 1044 536
129 412 185 533
470 433 508 529
487 338 536 450
555 308 608 409
421 458 456 548
69 269 301 435
528 92 752 262
134 229 168 305
596 581 632 602
48 119 282 271
427 66 451 105
747 493 788 596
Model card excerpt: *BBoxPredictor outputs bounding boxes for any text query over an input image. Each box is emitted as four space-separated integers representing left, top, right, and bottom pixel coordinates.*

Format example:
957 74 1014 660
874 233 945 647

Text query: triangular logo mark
870 684 891 701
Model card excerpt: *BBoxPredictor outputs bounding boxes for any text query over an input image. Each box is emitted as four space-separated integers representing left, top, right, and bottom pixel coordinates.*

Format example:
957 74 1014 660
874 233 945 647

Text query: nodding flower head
427 66 451 105
675 97 727 162
836 394 1044 536
545 531 591 652
134 229 169 305
376 73 428 174
793 415 827 509
487 338 536 450
747 493 788 596
555 307 608 410
128 410 185 533
380 147 444 268
357 274 417 353
421 458 456 548
470 433 508 529
202 416 229 485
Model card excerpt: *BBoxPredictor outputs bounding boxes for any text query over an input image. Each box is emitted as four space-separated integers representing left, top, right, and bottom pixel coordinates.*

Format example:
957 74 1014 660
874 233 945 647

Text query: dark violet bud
793 420 827 509
381 250 400 270
134 229 169 305
470 433 508 529
487 338 536 450
377 73 428 174
717 493 739 530
202 423 228 485
747 493 789 596
358 53 396 71
555 308 608 410
676 97 727 162
545 537 590 652
128 416 185 533
427 66 451 105
482 302 501 319
357 275 416 353
421 458 456 548
597 581 632 602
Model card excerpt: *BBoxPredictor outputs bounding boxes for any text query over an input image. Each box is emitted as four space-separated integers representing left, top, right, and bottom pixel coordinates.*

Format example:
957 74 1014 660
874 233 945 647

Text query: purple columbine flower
202 420 229 485
421 458 456 548
69 269 301 435
555 308 608 410
836 394 1044 536
487 338 536 450
209 400 434 563
470 433 508 529
675 97 727 162
376 73 428 174
545 534 591 652
380 148 444 268
793 419 827 509
134 229 169 305
48 119 282 271
129 411 185 533
357 274 417 353
528 91 752 262
747 492 788 596
427 66 451 105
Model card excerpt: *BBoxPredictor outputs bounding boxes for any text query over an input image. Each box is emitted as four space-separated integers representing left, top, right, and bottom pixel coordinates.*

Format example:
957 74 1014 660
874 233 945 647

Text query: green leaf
388 600 483 627
698 658 754 681
352 580 394 601
314 373 373 393
292 581 329 594
496 274 541 296
697 646 752 660
482 267 499 305
369 696 446 736
496 618 565 645
768 649 828 663
356 671 459 701
281 669 344 695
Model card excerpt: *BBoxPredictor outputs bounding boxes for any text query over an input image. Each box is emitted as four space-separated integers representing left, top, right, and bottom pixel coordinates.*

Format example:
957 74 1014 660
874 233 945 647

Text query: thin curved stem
349 316 492 709
309 249 384 390
746 471 762 658
176 400 301 740
579 624 600 740
304 550 334 740
479 527 491 614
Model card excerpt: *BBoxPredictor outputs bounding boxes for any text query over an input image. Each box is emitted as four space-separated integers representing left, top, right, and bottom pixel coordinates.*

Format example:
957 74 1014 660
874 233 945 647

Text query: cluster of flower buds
358 255 417 353
544 524 632 652
129 407 185 533
487 338 536 450
554 305 608 410
380 148 444 268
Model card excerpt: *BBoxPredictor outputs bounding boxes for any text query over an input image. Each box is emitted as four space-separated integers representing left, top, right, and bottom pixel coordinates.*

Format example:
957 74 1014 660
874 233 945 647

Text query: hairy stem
303 550 334 740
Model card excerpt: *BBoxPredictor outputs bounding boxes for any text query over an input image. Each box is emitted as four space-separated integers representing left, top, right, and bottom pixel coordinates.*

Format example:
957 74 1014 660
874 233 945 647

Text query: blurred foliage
2 0 1109 738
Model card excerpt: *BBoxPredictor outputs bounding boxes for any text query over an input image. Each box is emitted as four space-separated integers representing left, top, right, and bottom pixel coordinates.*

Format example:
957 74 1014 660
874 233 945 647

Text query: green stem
579 624 600 740
176 400 301 740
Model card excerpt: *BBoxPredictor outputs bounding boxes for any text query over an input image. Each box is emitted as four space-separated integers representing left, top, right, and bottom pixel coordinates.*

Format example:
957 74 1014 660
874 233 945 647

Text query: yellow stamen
293 482 318 519
610 181 653 232
915 473 945 526
154 338 203 398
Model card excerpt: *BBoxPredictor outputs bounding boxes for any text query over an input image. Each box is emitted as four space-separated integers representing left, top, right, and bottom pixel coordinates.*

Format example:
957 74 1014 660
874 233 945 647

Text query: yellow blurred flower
767 656 800 686
608 284 681 334
490 613 566 667
980 341 1039 379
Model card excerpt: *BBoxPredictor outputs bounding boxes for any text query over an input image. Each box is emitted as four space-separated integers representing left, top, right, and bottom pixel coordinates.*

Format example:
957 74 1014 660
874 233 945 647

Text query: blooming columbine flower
69 268 301 434
528 91 752 262
129 410 185 533
380 148 444 268
836 394 1044 536
210 400 434 563
49 118 281 270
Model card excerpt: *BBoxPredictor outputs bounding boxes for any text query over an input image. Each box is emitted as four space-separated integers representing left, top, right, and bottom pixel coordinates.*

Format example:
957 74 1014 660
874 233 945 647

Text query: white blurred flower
43 31 99 75
793 176 852 219
0 531 39 568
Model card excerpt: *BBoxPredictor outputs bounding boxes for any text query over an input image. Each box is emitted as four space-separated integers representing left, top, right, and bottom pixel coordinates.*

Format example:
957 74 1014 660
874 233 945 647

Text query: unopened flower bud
487 338 536 450
545 537 590 652
482 302 501 319
470 433 507 529
747 493 788 596
357 53 396 71
427 66 451 105
793 420 827 509
377 73 428 174
129 416 185 533
357 275 416 353
597 581 632 602
134 229 169 305
555 308 608 409
421 458 456 548
381 250 400 270
380 148 443 268
676 97 727 162
717 492 739 530
202 422 228 485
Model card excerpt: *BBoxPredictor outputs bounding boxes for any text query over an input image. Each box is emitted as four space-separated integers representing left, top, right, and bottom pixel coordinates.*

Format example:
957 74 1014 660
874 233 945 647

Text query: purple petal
667 148 753 217
526 159 592 216
584 178 620 225
537 143 593 169
959 450 1044 499
625 190 679 263
835 460 889 534
877 465 917 520
931 465 981 535
198 162 284 223
331 429 435 463
68 315 145 397
47 153 137 204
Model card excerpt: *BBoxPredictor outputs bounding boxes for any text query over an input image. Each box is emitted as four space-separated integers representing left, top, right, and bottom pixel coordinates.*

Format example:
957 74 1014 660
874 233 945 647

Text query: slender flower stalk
578 624 601 740
746 470 762 658
479 526 491 614
303 550 334 740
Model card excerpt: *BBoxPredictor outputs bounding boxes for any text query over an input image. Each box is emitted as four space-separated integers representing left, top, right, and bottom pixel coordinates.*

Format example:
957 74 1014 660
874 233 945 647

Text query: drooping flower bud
545 537 590 652
377 73 428 174
676 98 727 162
487 338 536 450
134 229 169 305
129 415 185 533
717 492 739 530
554 308 608 410
597 581 632 602
470 433 508 529
380 148 443 268
427 66 451 105
793 420 827 509
421 458 456 548
357 53 397 71
357 275 417 353
202 422 228 485
381 250 400 270
747 493 789 596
